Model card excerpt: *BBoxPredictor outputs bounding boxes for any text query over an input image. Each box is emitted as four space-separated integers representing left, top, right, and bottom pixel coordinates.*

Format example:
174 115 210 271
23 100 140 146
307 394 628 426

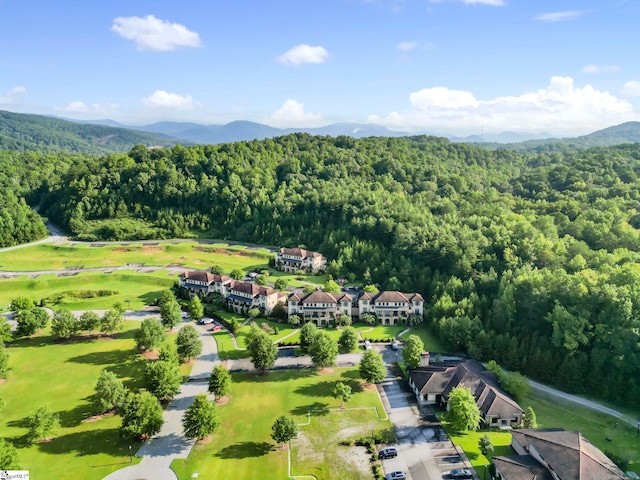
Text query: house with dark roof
275 247 327 274
358 290 424 324
408 358 524 427
178 271 233 297
493 429 627 480
287 290 352 326
226 281 283 315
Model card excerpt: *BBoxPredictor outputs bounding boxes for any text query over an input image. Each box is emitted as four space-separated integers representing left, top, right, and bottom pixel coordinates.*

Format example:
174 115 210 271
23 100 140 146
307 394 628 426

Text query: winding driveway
103 321 219 480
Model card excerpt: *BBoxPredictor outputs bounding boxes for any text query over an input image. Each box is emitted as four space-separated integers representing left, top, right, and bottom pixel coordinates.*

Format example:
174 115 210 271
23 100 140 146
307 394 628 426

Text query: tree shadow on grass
231 369 318 384
37 427 141 460
215 441 274 459
294 380 338 398
66 351 147 390
289 402 330 417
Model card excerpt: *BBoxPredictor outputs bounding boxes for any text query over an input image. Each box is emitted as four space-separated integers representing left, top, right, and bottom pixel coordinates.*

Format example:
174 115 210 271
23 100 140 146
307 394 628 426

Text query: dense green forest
2 134 640 408
0 110 181 154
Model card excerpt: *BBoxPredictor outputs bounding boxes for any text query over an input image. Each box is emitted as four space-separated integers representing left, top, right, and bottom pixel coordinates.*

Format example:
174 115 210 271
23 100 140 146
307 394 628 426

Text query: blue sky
1 0 639 135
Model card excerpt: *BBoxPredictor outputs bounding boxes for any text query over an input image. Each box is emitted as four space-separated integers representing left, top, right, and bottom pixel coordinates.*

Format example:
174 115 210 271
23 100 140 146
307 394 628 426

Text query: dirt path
529 380 639 427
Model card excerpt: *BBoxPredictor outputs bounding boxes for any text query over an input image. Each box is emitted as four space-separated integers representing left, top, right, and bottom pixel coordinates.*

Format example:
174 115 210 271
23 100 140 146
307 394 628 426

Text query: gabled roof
409 360 524 419
513 430 627 480
290 290 352 305
230 282 277 298
362 291 425 304
279 247 324 259
180 271 215 283
493 455 553 480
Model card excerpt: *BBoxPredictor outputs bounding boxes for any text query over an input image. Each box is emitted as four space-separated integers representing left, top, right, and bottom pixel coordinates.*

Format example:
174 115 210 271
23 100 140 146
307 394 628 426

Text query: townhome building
178 271 233 297
287 290 352 326
275 247 327 274
358 291 424 325
226 281 282 315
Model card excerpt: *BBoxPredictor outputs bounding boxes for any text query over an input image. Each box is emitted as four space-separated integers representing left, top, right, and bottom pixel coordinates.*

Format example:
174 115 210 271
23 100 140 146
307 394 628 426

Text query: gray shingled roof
493 455 554 480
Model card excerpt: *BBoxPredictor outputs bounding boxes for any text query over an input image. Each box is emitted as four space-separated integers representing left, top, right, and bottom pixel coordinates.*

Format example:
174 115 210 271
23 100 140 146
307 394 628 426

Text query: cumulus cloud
277 44 329 66
582 64 620 74
111 15 202 51
58 101 118 115
367 76 638 135
622 81 640 97
534 11 585 22
142 90 195 109
397 41 419 51
266 99 323 127
428 0 506 5
0 86 26 104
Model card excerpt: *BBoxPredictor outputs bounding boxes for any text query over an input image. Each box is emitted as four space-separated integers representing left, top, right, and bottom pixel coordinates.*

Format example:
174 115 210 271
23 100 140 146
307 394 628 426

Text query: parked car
364 340 372 350
385 472 407 480
391 340 399 350
200 317 214 325
181 312 190 319
209 325 222 332
450 468 473 478
378 447 398 459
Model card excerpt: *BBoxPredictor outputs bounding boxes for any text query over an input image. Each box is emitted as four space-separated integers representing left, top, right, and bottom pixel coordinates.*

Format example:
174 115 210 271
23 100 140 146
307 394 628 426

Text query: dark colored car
378 447 398 459
450 468 473 478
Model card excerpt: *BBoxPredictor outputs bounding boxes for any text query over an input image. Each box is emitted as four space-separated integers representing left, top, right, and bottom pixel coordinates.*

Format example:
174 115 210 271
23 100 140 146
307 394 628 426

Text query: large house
287 290 352 326
226 281 282 315
493 429 627 480
408 358 524 428
358 291 424 324
178 271 233 297
275 247 327 274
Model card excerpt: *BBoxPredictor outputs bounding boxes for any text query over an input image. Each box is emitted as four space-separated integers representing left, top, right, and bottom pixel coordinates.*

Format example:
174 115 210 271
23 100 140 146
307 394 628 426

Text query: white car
201 317 214 325
364 340 372 350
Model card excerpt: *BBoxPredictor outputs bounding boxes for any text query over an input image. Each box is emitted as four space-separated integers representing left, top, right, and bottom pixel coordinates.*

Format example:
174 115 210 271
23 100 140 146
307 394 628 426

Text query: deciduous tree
447 386 481 432
299 322 318 353
79 311 100 332
208 364 231 399
478 434 494 455
0 438 21 470
100 305 124 335
230 269 244 280
135 318 167 351
271 415 298 447
288 314 301 326
176 325 202 362
332 381 352 408
359 349 387 384
247 328 278 373
182 394 221 440
27 406 60 443
51 310 80 340
338 326 358 352
402 334 424 368
120 391 164 440
189 296 204 322
94 370 127 413
309 331 338 369
274 278 289 291
145 360 182 402
160 295 182 330
0 344 9 380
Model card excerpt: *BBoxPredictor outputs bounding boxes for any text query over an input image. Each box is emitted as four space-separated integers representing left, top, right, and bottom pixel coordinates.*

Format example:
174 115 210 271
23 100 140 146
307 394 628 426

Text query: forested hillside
2 134 640 408
0 110 182 154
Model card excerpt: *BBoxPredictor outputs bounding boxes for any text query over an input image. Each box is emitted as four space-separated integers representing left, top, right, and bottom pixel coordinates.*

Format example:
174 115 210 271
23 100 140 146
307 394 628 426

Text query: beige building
275 247 327 274
287 290 352 326
226 281 282 315
358 291 424 325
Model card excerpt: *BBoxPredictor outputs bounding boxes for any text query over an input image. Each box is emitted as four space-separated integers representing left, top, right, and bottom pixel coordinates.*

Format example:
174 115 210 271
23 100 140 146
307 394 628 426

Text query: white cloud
367 77 638 135
58 101 118 115
111 15 202 51
397 41 419 51
142 90 195 110
266 99 323 127
277 44 329 66
622 81 640 97
582 64 620 74
534 11 585 22
0 86 26 104
428 0 506 5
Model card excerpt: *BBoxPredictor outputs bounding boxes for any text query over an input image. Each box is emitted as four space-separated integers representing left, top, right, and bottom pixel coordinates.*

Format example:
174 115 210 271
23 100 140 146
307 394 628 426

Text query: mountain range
2 109 640 154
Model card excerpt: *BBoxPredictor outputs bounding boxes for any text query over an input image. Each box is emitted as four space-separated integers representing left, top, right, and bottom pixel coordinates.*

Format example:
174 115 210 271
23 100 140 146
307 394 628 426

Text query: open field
0 322 147 479
0 242 272 272
400 324 446 353
171 368 392 480
0 271 176 310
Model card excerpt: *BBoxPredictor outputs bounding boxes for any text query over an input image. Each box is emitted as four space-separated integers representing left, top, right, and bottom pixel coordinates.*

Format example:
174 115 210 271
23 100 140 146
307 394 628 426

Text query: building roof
279 247 324 259
294 290 352 305
409 359 524 419
230 281 277 298
512 430 627 480
180 270 215 283
493 455 554 480
360 291 425 304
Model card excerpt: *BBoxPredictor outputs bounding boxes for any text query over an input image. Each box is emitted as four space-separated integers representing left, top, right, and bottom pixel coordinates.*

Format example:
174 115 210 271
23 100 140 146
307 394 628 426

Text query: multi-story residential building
178 271 233 297
287 290 352 326
275 247 327 274
358 291 424 325
226 281 283 315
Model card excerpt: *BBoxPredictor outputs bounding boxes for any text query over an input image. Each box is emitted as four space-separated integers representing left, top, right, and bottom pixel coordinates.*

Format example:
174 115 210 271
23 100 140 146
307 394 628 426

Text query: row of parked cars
378 447 472 479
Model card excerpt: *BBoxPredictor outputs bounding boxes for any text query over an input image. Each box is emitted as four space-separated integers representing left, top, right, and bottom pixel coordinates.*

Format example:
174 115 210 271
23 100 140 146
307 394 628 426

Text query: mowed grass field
0 271 176 310
0 242 272 272
0 322 148 479
171 368 392 480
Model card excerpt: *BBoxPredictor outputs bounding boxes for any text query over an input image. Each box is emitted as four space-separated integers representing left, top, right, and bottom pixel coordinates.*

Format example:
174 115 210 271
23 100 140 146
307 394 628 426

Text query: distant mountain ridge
0 110 183 154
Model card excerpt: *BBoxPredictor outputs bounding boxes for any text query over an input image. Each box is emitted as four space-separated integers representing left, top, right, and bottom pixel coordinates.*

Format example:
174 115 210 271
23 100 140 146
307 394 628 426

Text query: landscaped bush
261 322 275 335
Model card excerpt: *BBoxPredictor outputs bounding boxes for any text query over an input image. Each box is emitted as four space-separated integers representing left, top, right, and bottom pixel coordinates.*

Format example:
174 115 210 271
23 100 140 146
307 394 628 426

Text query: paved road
103 321 219 480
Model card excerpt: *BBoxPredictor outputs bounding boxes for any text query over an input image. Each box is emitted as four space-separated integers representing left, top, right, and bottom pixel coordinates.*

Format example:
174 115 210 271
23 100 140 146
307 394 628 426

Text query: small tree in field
0 438 21 470
182 394 221 440
51 310 80 340
27 406 60 443
145 360 182 402
230 269 244 280
274 278 288 291
523 406 537 428
271 415 298 448
338 326 358 352
0 345 9 380
1 316 13 343
210 264 223 275
176 325 203 362
135 318 167 351
79 311 101 332
100 305 124 335
359 349 387 384
10 296 34 313
299 322 318 353
189 296 204 322
332 381 352 408
208 364 231 399
479 434 494 455
15 310 39 338
247 328 278 373
160 295 182 330
120 391 164 440
447 385 481 432
309 331 338 369
94 370 127 414
402 334 424 368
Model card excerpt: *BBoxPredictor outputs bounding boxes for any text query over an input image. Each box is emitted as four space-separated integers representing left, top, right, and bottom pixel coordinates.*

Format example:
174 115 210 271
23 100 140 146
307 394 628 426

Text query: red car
209 325 222 332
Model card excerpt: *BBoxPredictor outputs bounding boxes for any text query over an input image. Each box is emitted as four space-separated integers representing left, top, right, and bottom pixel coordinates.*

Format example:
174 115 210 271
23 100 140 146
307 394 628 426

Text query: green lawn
360 325 406 341
522 390 640 474
0 242 272 272
171 368 392 480
0 271 176 310
400 324 446 353
0 322 148 479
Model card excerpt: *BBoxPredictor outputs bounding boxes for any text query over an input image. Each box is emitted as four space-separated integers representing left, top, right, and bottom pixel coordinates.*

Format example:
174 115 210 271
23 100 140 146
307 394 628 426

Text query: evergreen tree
523 406 537 428
478 434 494 455
0 344 9 380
